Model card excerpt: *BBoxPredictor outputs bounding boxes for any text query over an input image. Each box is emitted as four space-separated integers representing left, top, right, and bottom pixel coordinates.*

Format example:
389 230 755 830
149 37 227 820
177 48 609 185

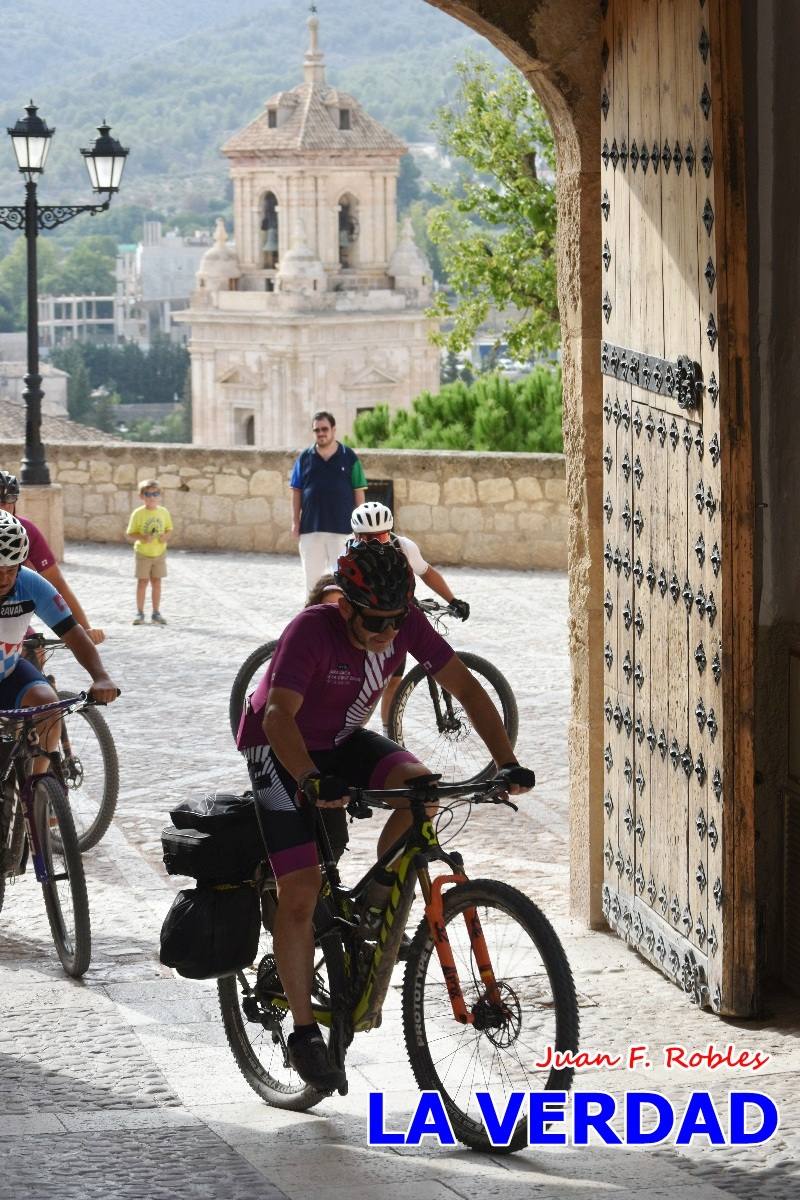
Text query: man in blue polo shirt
290 410 367 594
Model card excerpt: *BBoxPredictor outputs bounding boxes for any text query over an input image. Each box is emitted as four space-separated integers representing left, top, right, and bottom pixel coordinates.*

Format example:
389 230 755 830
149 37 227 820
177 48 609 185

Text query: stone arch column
425 0 604 923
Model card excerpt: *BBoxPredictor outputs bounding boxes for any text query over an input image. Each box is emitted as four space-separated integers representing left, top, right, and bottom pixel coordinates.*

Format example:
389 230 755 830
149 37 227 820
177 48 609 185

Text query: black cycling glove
495 762 536 790
299 772 350 805
449 598 470 621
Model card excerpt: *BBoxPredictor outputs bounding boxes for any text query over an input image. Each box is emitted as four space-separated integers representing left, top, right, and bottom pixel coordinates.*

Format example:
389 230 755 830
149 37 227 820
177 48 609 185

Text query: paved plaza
0 542 797 1200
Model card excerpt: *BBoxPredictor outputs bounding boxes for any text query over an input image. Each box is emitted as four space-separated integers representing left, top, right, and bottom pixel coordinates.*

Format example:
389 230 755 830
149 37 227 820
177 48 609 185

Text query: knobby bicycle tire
218 905 348 1111
388 652 519 784
401 878 579 1153
35 775 92 978
229 641 279 738
56 689 120 852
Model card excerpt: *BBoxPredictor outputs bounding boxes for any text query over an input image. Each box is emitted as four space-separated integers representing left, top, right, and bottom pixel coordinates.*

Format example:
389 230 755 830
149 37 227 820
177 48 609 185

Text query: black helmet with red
335 539 414 611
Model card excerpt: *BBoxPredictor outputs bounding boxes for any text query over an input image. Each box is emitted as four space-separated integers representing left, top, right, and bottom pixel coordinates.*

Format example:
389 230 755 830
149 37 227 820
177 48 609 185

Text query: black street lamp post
0 103 129 485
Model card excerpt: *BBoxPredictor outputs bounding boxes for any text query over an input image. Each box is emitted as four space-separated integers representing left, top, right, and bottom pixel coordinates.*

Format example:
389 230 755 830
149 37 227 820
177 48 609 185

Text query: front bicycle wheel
218 911 344 1111
402 879 579 1153
35 775 91 978
56 689 119 852
229 641 279 739
388 652 518 784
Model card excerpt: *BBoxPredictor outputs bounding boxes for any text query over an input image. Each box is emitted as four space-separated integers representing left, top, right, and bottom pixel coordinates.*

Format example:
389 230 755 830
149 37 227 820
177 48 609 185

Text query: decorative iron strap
601 341 704 410
602 882 715 1009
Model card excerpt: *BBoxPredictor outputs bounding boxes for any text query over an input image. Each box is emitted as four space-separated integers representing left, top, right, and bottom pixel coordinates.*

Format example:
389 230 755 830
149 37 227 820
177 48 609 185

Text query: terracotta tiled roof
0 399 122 444
222 82 406 157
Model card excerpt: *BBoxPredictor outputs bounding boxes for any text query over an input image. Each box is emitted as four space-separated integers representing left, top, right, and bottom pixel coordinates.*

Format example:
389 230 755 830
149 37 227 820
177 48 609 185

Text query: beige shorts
135 553 167 580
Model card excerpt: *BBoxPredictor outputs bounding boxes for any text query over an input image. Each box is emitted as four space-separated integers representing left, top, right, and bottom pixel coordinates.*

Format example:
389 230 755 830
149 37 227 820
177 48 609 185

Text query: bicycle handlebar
0 689 120 723
416 598 454 615
342 775 520 820
22 634 63 649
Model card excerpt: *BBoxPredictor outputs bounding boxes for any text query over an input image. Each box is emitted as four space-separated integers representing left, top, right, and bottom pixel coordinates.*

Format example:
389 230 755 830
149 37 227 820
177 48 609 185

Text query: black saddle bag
162 791 266 884
159 883 260 980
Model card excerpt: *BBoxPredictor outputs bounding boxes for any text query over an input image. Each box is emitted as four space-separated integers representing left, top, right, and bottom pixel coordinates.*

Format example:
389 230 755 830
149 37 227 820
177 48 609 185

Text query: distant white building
175 10 439 449
0 362 68 416
38 294 116 349
115 221 213 346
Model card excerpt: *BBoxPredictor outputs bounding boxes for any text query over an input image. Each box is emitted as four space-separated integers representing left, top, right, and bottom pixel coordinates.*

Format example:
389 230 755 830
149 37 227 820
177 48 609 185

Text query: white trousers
298 532 348 595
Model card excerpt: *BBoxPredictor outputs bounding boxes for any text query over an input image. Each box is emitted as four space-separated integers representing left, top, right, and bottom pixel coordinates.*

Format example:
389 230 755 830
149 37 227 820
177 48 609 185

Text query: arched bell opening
338 193 359 268
261 191 280 269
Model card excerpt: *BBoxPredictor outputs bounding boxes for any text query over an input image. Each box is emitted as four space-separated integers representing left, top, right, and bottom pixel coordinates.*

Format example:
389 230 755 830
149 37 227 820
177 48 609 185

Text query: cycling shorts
0 658 48 710
392 653 407 680
244 729 419 879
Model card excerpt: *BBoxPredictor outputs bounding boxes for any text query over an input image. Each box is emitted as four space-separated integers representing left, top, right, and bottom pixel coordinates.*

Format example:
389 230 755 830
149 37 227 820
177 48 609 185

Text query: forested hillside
0 0 500 210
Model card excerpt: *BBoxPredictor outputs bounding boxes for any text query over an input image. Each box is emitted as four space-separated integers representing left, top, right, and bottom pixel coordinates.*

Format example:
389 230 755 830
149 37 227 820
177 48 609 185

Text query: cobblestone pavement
0 543 797 1200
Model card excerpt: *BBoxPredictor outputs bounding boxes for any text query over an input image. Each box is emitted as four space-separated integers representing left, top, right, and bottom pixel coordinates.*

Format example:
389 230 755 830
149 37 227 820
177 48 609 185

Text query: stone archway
424 0 605 925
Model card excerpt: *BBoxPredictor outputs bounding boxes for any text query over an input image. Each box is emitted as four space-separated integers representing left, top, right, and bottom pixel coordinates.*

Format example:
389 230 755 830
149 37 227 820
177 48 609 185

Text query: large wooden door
599 0 755 1014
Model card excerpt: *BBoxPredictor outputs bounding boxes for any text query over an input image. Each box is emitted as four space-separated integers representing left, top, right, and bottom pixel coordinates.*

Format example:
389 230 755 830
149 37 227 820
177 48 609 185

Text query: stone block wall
0 441 567 570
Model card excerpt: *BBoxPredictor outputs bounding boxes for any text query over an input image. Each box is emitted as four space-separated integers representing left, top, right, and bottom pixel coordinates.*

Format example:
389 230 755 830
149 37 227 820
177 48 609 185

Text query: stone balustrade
0 441 567 570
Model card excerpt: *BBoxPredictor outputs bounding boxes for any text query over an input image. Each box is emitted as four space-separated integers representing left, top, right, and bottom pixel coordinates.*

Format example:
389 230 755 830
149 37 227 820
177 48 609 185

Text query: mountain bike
228 602 518 785
218 774 579 1153
0 693 96 977
23 634 119 851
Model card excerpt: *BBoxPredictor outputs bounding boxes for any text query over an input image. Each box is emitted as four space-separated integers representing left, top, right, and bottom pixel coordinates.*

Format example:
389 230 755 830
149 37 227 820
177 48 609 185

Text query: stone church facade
178 10 440 449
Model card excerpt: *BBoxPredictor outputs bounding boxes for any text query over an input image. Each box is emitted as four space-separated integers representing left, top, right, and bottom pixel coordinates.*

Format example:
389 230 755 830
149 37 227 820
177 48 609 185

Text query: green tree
0 237 60 329
51 237 117 295
427 56 559 360
350 367 562 453
87 390 121 433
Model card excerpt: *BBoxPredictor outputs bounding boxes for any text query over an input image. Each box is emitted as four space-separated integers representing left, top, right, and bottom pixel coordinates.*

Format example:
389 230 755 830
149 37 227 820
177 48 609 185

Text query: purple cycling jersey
237 603 454 752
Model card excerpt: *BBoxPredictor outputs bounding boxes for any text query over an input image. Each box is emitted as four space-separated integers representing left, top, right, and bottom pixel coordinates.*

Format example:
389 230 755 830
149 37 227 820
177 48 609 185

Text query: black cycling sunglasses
356 608 408 633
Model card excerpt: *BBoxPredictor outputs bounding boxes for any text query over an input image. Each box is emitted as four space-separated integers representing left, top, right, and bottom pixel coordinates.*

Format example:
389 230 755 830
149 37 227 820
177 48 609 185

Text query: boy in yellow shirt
126 479 173 626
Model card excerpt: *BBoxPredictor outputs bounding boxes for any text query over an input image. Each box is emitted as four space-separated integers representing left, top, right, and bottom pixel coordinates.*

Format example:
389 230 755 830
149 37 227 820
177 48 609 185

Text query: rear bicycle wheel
56 690 119 852
218 905 346 1110
35 775 91 978
229 641 279 739
402 879 579 1153
388 652 518 784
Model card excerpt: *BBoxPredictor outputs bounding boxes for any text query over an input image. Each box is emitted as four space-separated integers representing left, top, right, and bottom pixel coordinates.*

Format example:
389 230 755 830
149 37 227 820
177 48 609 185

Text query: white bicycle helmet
351 500 394 535
0 511 29 567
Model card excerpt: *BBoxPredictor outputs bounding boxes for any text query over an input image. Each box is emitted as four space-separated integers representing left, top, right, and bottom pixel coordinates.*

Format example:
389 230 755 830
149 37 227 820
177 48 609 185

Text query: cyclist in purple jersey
237 539 534 1092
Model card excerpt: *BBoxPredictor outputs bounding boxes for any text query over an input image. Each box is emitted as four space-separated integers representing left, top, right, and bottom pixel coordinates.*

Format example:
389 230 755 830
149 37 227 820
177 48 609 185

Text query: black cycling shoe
287 1031 344 1092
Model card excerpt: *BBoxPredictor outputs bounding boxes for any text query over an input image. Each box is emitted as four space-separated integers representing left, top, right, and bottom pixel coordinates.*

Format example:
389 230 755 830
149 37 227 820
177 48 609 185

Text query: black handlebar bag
159 882 260 979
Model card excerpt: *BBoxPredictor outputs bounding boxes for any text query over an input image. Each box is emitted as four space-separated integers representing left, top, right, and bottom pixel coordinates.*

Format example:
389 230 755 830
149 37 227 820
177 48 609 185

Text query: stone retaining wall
0 441 567 570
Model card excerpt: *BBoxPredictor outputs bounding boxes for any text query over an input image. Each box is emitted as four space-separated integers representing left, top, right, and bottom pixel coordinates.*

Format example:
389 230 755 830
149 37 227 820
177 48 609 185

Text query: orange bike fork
424 873 504 1025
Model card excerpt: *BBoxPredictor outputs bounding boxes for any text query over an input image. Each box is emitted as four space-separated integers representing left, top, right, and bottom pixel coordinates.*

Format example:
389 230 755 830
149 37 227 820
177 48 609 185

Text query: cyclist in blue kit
237 537 534 1091
0 512 118 771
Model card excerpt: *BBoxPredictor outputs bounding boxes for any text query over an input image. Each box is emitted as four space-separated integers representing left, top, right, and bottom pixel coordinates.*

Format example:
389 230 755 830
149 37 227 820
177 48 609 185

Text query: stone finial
195 218 241 289
277 218 326 298
388 217 432 295
304 5 326 84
